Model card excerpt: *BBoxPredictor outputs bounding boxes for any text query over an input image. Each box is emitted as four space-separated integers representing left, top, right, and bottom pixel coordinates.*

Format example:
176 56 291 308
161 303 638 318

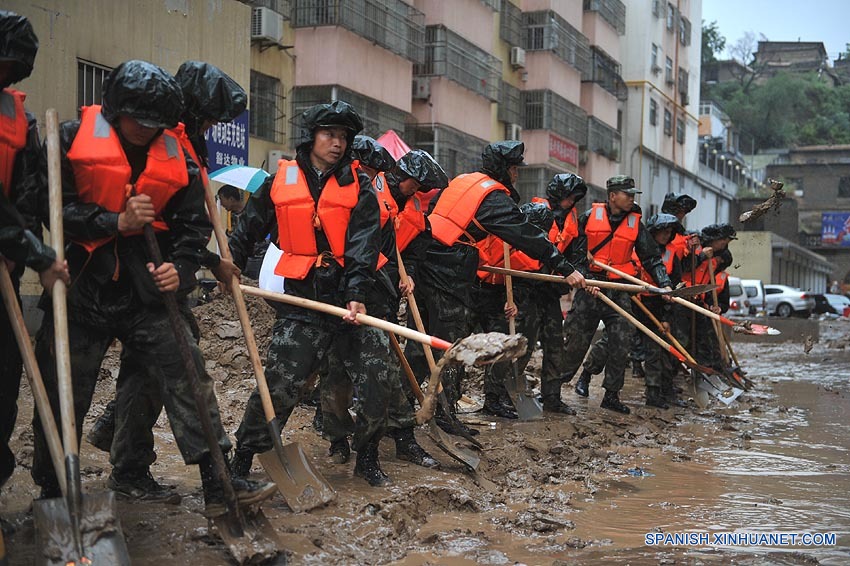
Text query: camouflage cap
606 175 641 194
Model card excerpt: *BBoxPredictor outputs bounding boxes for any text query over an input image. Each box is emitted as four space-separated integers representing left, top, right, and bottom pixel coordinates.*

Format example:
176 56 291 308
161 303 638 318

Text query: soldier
415 141 586 426
27 60 272 516
564 175 671 414
661 192 698 261
228 101 395 486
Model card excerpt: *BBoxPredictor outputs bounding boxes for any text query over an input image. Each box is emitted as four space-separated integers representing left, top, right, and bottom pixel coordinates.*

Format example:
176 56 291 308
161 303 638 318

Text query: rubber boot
574 370 591 398
645 386 670 409
393 428 440 469
434 405 479 437
542 379 576 415
200 453 276 517
328 438 350 464
600 389 630 414
228 447 254 479
86 399 116 452
354 438 391 487
107 469 181 504
482 393 518 419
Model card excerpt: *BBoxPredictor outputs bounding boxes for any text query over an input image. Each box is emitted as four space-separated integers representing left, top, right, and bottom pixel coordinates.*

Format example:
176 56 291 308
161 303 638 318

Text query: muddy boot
543 398 577 415
86 399 116 452
312 404 323 434
631 360 646 379
107 469 181 504
328 438 350 464
600 389 630 414
393 428 440 469
228 448 254 479
435 405 479 437
231 476 277 506
200 454 275 517
482 393 518 419
645 387 670 409
574 371 591 398
354 439 391 487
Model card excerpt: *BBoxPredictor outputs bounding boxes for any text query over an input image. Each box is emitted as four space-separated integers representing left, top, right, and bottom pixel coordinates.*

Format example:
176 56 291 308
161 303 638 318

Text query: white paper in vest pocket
259 242 286 293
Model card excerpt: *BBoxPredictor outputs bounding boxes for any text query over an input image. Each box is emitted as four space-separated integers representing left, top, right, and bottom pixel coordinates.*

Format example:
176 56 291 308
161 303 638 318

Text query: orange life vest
586 203 641 278
429 172 510 246
681 247 719 287
635 246 675 287
715 270 728 288
0 89 28 197
173 123 209 188
530 197 578 253
395 194 426 253
669 232 689 260
475 234 541 285
271 159 386 280
372 172 396 229
66 105 189 253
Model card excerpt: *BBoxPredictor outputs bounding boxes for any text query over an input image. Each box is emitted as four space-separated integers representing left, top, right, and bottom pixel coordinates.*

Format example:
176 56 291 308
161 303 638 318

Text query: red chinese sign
548 133 578 167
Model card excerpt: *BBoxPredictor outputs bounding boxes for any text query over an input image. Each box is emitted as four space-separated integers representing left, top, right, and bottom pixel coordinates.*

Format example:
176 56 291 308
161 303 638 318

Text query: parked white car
764 285 816 318
824 293 850 316
741 279 767 316
726 277 750 317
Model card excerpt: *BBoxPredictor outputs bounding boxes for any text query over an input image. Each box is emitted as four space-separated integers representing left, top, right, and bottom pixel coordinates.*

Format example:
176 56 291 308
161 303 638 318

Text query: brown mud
2 297 849 565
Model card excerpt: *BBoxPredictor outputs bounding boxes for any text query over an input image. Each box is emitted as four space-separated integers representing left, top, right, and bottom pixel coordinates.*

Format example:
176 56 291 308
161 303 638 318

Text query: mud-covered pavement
2 296 849 565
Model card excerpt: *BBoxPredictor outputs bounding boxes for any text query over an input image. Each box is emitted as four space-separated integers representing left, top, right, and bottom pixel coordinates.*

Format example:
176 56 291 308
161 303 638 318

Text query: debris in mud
739 179 786 223
804 335 815 354
626 467 654 477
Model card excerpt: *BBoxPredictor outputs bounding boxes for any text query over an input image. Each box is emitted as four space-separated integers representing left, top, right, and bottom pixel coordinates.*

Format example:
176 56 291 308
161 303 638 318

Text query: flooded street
3 297 850 565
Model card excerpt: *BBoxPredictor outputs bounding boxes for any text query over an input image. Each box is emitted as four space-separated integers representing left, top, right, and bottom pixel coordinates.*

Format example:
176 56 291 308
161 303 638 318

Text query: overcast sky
701 0 850 62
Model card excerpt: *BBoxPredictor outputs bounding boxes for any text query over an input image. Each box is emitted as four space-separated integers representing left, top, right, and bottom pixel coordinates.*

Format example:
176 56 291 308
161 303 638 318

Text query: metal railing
582 46 628 100
293 0 425 63
583 0 626 35
516 166 561 203
405 124 488 178
498 80 522 125
522 10 591 75
522 89 588 146
290 85 409 144
499 0 522 47
415 25 502 101
587 117 621 161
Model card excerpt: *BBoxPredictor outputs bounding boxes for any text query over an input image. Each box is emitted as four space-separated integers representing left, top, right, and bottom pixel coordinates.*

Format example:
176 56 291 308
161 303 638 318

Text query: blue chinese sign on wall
204 110 249 173
821 212 850 246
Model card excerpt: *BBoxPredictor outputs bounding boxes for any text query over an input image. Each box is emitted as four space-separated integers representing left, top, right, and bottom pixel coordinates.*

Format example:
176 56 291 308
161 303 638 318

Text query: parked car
726 277 750 317
812 294 830 315
824 293 850 316
764 285 816 317
741 279 767 316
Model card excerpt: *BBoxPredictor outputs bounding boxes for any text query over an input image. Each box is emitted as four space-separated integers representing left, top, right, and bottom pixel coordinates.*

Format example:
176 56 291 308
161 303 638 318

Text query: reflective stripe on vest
395 194 425 253
586 202 641 278
429 172 510 246
0 89 28 197
66 105 188 252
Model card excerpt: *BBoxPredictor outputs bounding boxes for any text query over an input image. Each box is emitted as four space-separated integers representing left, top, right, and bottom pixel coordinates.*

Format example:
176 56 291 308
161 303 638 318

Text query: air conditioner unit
510 46 526 69
267 150 286 174
251 7 284 45
506 123 522 140
412 77 431 100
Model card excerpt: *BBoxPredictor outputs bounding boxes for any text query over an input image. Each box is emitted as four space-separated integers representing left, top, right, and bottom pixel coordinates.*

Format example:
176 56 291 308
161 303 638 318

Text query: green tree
701 20 726 67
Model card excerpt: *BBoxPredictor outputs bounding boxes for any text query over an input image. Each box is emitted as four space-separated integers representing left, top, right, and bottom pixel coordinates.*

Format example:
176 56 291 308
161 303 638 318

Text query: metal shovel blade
424 421 480 472
690 370 711 409
701 373 745 405
258 442 335 513
210 507 281 564
33 491 129 566
664 284 718 298
504 364 543 420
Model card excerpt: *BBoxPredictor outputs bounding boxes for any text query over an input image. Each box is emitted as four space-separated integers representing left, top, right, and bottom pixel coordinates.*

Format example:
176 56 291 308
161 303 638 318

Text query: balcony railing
498 80 522 125
405 124 488 178
583 0 626 35
522 11 591 76
293 0 425 63
588 117 621 161
499 0 523 47
415 25 502 101
522 89 588 145
582 46 628 100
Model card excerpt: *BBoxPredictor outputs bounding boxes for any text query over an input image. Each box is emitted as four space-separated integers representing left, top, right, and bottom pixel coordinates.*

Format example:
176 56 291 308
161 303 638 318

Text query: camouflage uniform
513 279 567 401
469 281 512 402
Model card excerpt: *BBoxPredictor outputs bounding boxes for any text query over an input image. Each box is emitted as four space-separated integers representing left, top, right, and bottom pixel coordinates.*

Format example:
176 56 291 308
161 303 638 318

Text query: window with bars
415 25 502 101
516 166 560 203
77 59 112 114
250 70 284 142
582 0 626 35
499 1 522 47
292 0 425 64
521 89 588 146
663 109 672 136
582 45 627 100
665 56 674 84
522 11 591 76
405 124 487 178
588 117 621 161
649 98 658 126
498 80 522 125
676 118 685 144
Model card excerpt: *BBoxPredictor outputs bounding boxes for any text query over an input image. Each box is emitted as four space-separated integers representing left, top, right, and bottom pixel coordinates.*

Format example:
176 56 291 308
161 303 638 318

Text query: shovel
387 332 480 471
501 243 543 419
706 261 754 391
394 251 482 448
32 109 130 565
204 175 335 513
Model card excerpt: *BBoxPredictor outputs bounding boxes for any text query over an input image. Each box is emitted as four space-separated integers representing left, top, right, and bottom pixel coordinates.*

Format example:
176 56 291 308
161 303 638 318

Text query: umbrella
208 164 270 193
376 130 411 161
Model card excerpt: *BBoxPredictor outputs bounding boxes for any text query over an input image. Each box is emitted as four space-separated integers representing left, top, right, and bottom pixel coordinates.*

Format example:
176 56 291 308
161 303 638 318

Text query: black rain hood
388 149 449 190
352 135 396 172
661 192 697 215
520 201 555 232
175 60 247 137
646 213 684 235
480 140 525 200
0 10 38 88
101 60 184 129
546 173 587 208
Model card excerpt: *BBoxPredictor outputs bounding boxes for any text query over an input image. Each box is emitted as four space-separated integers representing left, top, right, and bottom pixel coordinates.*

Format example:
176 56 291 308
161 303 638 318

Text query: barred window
405 124 487 178
499 1 522 47
292 0 425 64
582 45 627 100
522 89 588 146
250 70 284 143
665 56 674 84
77 59 112 114
415 25 502 101
516 166 561 203
522 11 591 76
582 0 626 35
588 117 621 161
498 80 522 125
649 99 658 126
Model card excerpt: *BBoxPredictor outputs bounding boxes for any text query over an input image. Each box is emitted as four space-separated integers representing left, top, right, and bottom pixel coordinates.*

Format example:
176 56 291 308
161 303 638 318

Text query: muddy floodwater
2 297 849 565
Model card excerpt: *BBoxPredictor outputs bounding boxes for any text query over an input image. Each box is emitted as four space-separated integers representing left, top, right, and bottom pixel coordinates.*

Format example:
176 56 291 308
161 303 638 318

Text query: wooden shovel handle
503 242 516 336
395 248 439 372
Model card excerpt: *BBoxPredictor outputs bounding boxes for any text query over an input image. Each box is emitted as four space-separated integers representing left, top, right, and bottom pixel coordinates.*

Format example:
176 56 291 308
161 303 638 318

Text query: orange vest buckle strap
586 203 641 278
0 89 28 196
66 105 189 253
429 172 510 246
